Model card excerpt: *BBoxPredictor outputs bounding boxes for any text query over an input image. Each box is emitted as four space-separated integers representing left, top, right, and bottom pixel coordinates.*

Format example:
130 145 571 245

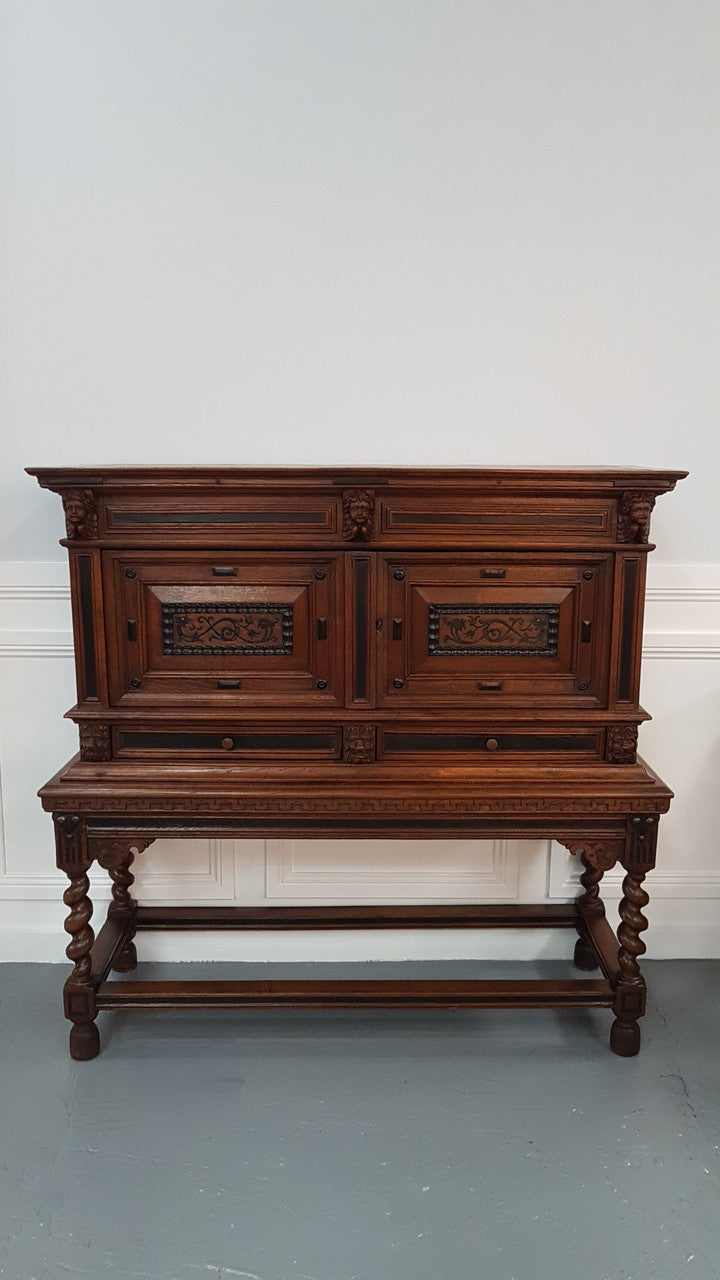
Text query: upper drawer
376 494 615 546
103 552 343 707
101 492 342 545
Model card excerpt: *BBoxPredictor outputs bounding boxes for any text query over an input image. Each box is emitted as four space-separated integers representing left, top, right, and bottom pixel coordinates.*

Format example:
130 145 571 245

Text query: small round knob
583 570 593 580
314 569 326 580
394 569 405 581
577 680 589 691
220 737 234 751
125 568 137 579
485 737 499 751
392 677 404 689
130 677 141 688
316 679 328 689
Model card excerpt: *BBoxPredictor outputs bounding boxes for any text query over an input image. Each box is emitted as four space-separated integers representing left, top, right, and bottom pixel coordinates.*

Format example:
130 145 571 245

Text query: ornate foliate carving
428 604 559 657
91 837 153 873
606 724 638 764
162 602 293 656
617 490 655 543
61 489 98 540
79 722 111 762
342 489 375 541
343 724 376 764
559 837 623 872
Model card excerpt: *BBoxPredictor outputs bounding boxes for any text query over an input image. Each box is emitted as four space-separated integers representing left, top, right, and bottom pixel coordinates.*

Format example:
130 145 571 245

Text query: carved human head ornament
62 489 98 540
342 489 375 541
618 490 655 544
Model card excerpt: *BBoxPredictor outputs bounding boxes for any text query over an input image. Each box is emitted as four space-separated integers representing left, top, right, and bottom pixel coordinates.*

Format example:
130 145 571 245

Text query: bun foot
69 1022 100 1061
610 1017 641 1057
573 936 599 971
112 940 138 973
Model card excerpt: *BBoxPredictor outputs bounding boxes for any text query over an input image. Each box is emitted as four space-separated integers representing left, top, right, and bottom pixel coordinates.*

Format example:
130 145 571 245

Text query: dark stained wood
576 911 621 982
89 915 131 983
133 903 579 930
28 465 686 1058
96 977 615 1010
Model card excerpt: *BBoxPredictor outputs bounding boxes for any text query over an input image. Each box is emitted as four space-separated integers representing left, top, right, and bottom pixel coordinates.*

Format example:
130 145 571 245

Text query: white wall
2 1 719 959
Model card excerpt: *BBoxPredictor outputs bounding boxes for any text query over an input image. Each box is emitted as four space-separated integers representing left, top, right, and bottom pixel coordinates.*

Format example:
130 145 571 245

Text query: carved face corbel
618 491 655 544
343 724 376 763
342 489 375 541
61 489 98 540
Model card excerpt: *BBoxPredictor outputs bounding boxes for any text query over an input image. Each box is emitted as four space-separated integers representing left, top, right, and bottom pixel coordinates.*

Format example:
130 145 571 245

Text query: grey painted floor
1 960 719 1280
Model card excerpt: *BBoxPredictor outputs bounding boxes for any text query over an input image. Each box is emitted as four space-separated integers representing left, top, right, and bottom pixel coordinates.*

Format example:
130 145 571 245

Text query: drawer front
102 491 342 545
104 553 342 706
113 725 342 759
378 555 610 707
377 494 615 545
377 725 604 763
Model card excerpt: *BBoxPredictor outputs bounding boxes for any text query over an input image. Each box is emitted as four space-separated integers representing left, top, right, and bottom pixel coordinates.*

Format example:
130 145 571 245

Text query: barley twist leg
610 870 649 1057
62 870 99 1060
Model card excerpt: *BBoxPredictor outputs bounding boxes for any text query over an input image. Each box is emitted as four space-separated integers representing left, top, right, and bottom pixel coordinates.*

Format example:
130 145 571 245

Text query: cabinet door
378 555 610 708
104 552 342 706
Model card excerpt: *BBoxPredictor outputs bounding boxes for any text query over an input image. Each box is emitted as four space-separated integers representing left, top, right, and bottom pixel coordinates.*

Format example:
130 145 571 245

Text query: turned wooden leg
62 868 99 1060
574 852 605 971
610 869 649 1057
108 845 139 973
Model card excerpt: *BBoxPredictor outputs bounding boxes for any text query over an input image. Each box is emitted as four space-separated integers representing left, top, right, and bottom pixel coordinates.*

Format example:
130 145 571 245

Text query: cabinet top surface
27 465 687 490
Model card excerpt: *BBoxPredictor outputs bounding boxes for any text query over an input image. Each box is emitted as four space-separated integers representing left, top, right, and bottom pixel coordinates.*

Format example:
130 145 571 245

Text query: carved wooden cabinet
27 466 686 1059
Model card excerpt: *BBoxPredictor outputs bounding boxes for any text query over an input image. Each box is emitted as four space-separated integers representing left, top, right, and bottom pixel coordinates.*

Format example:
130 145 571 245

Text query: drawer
103 552 343 707
377 494 615 546
377 725 605 763
378 555 611 708
102 491 342 545
113 724 342 760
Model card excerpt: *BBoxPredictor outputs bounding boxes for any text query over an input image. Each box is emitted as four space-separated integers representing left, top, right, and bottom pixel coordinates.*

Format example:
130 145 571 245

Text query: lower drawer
113 726 342 760
376 726 605 763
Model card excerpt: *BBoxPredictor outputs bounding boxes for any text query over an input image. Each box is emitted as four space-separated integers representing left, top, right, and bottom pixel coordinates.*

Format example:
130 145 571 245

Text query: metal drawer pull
127 619 137 642
581 620 592 643
479 568 506 578
216 679 241 689
212 566 237 576
392 618 403 640
317 618 328 640
477 681 503 691
220 737 234 750
485 738 499 751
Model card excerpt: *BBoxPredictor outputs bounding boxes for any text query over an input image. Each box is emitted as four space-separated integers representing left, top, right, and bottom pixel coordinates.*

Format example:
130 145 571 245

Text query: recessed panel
428 604 559 658
104 552 342 706
161 602 293 656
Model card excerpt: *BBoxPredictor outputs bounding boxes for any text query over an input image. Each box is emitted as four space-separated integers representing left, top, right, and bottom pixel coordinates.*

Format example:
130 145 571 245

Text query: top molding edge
26 466 689 493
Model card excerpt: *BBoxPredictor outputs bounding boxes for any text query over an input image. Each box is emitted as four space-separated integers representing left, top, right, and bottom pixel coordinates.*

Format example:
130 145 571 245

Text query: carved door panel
377 555 611 708
103 552 343 706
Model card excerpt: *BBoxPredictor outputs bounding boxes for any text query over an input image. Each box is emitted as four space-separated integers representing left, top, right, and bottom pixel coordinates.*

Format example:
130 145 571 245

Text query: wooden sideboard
27 466 686 1060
